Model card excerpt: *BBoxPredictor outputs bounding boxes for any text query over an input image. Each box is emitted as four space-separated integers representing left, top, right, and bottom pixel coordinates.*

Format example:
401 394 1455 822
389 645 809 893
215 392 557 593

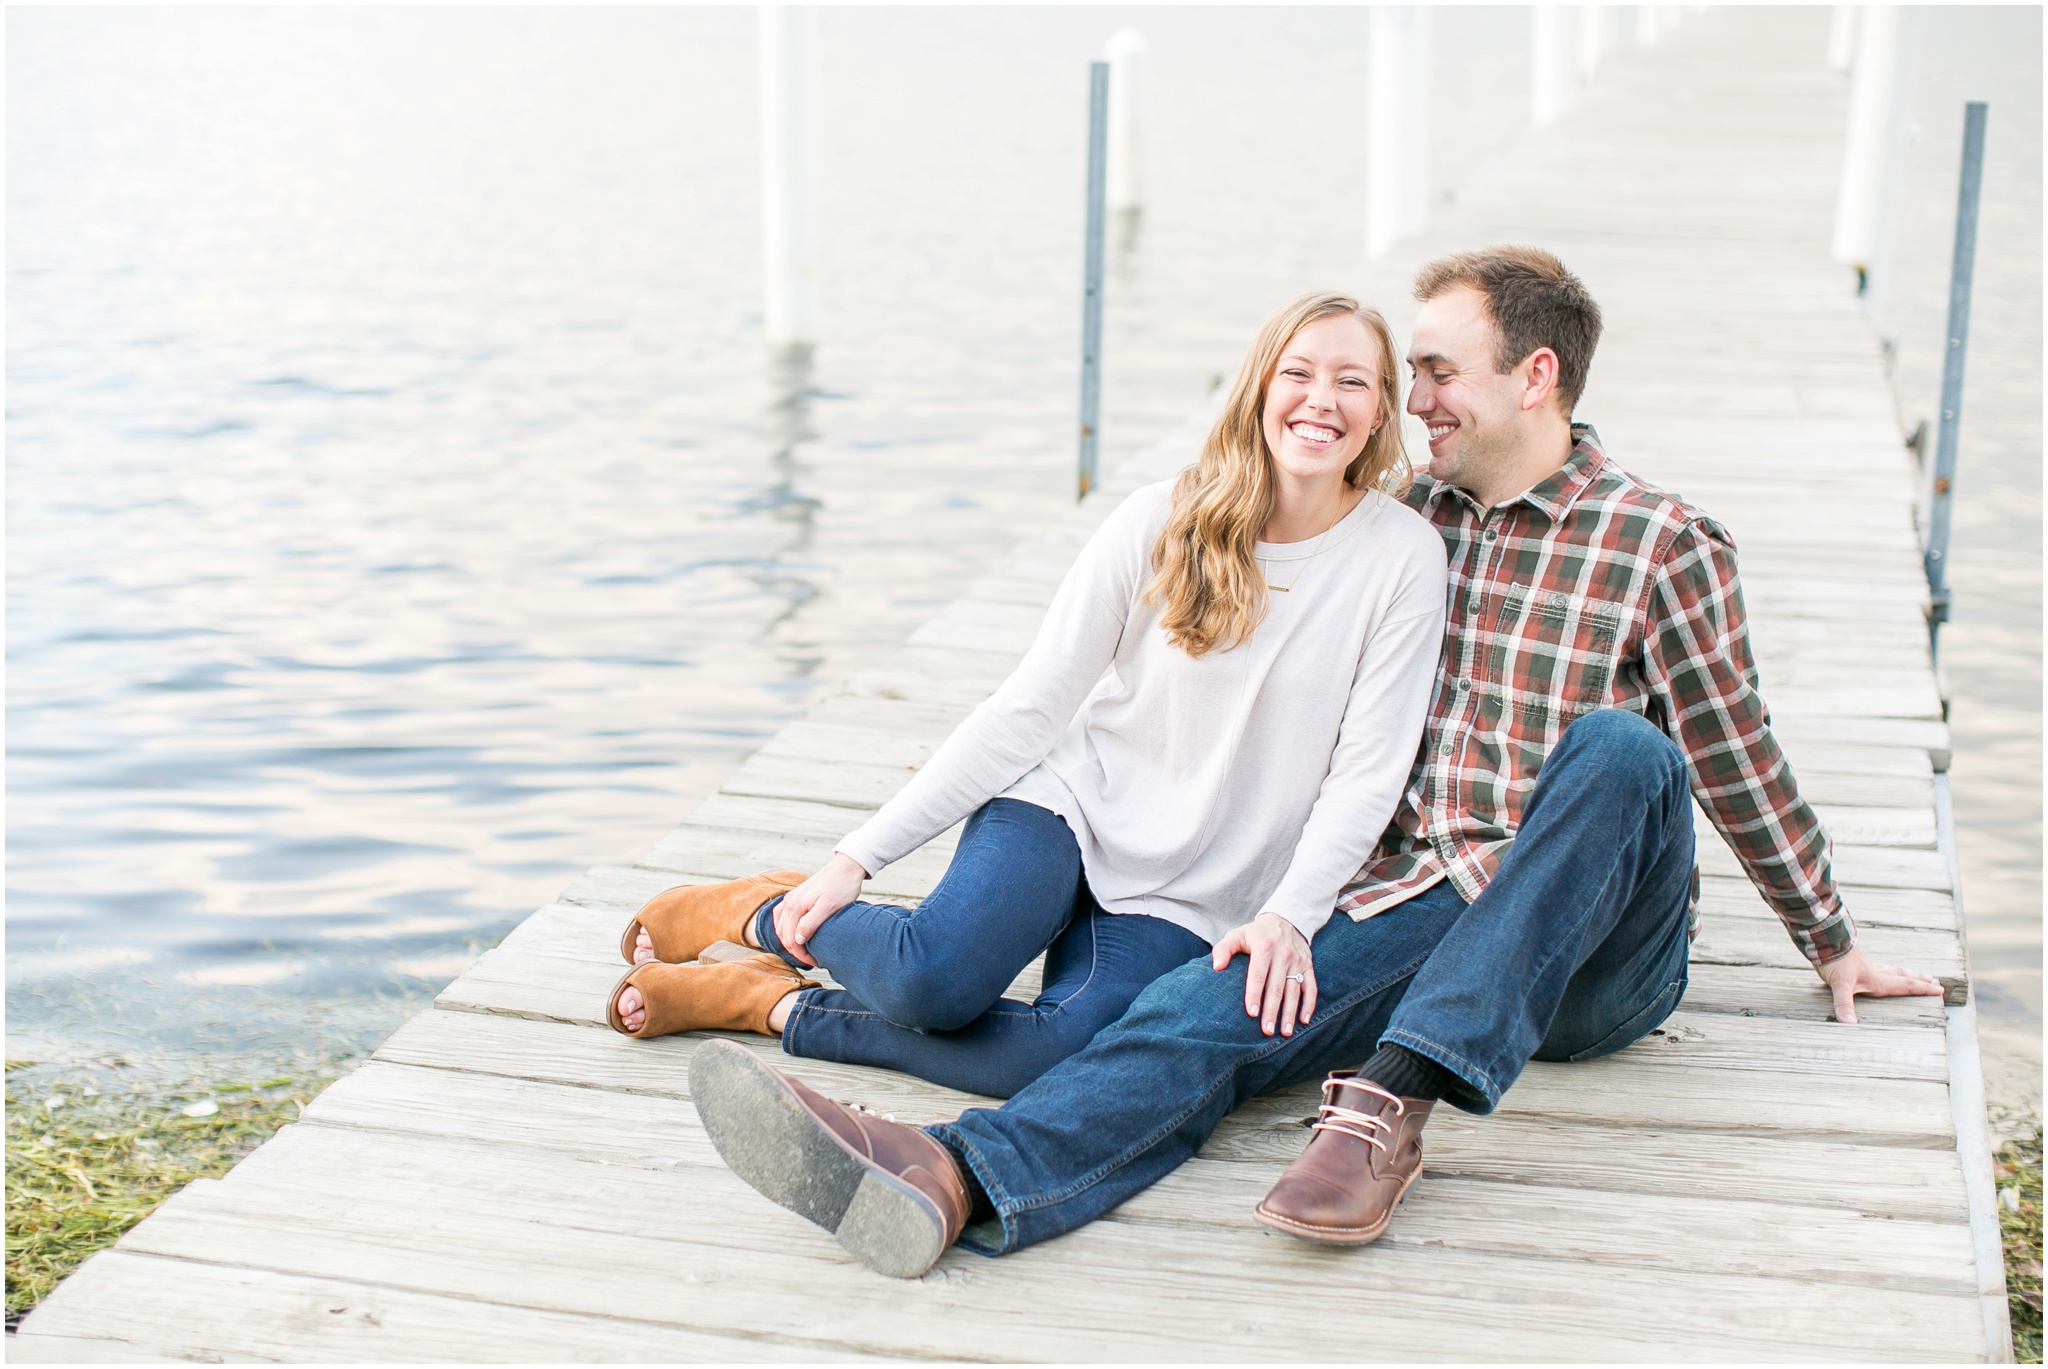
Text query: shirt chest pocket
1489 584 1627 718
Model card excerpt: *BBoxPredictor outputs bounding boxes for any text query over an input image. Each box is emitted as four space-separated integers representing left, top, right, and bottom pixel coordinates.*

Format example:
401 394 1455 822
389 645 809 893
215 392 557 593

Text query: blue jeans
753 798 1208 1098
926 709 1695 1254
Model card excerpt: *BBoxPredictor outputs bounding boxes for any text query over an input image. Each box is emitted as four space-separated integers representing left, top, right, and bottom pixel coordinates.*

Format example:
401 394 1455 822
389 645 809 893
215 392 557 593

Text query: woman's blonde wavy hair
1146 292 1409 657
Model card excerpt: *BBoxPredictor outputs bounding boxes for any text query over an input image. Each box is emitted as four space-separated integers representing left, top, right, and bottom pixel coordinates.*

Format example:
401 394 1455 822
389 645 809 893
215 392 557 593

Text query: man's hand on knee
1815 946 1944 1024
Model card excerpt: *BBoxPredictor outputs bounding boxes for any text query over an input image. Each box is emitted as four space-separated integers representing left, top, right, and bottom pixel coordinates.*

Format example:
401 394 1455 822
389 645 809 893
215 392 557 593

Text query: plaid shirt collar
1418 423 1608 526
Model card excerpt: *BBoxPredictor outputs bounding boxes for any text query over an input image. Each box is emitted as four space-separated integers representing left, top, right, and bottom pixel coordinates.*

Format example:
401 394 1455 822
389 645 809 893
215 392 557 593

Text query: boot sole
691 1039 946 1279
1251 1165 1421 1246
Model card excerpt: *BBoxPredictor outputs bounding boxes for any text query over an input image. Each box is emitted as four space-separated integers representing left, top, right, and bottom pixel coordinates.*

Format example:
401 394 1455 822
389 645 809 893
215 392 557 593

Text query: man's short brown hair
1414 246 1603 413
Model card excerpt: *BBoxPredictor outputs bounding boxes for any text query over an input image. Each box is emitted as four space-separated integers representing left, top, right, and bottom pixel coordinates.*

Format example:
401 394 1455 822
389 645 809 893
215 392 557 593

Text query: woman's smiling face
1260 312 1382 485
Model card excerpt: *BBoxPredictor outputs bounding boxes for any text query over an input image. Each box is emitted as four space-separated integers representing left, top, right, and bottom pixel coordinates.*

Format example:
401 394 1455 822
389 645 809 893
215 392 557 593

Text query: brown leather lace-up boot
1253 1072 1434 1245
617 871 807 964
691 1038 971 1278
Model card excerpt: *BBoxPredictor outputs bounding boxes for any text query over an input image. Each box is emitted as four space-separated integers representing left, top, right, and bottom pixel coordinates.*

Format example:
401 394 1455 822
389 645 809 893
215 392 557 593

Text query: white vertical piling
1104 27 1147 216
1859 7 1928 322
1831 4 1904 272
1827 5 1860 71
759 5 821 347
1576 5 1607 83
1366 5 1431 260
1531 6 1574 128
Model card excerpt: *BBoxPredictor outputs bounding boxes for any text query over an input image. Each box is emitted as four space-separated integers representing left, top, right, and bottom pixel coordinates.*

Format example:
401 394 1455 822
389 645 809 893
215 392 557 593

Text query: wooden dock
12 10 2012 1361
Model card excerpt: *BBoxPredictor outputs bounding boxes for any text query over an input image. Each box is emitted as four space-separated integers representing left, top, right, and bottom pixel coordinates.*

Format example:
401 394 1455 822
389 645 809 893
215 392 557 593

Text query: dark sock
930 1130 998 1224
1358 1043 1458 1102
964 1168 997 1225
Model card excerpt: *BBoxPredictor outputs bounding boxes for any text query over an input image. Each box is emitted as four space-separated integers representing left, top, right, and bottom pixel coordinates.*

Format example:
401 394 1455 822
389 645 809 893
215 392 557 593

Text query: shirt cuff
1269 901 1334 944
831 839 883 880
1801 906 1858 965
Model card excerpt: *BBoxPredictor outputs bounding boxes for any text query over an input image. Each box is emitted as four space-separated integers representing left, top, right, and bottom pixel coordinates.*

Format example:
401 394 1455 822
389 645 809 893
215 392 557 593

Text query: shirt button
1465 596 1480 612
1483 529 1497 542
1457 678 1470 691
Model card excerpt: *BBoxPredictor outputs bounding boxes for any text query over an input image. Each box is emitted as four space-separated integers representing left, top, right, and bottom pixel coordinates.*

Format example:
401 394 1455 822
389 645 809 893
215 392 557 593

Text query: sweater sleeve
833 491 1158 875
1643 517 1854 965
1260 525 1449 940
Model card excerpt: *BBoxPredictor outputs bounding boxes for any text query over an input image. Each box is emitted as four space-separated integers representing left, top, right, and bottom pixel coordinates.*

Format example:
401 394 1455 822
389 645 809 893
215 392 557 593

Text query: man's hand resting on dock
774 852 870 967
1816 947 1945 1023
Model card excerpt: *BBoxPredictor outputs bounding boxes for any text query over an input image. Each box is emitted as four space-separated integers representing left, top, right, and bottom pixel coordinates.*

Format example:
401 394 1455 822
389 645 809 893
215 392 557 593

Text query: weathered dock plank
46 1120 1984 1363
13 1252 889 1363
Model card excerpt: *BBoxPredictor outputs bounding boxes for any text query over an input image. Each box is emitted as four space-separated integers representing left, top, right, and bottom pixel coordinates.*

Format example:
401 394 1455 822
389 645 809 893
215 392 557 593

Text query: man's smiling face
1404 286 1528 494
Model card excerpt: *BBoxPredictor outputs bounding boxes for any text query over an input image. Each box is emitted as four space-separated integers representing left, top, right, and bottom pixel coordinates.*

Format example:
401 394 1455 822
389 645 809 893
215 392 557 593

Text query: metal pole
1077 61 1109 500
1923 101 1988 656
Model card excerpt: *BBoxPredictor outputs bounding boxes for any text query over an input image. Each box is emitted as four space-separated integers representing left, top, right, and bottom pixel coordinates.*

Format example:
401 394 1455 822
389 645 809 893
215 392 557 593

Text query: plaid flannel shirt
1337 425 1856 966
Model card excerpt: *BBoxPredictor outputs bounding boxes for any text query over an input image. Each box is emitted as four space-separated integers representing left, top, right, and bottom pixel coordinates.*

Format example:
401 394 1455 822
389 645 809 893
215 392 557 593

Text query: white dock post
1104 27 1147 216
1831 4 1905 274
1859 7 1928 321
1366 5 1431 260
759 4 820 347
1576 5 1607 83
1531 6 1574 128
1827 5 1860 71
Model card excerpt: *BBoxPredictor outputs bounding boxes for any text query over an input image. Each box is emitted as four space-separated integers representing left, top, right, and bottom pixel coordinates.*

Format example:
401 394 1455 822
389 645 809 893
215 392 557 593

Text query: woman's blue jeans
751 798 1207 1099
925 709 1697 1254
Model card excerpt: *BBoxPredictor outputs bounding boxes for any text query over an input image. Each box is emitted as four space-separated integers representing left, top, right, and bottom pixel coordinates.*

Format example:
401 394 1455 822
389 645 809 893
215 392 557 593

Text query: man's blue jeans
753 798 1207 1098
926 710 1696 1254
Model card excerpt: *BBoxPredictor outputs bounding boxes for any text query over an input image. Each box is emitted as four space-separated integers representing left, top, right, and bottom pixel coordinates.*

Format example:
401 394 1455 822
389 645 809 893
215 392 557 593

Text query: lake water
1859 5 2042 1128
8 9 2037 1120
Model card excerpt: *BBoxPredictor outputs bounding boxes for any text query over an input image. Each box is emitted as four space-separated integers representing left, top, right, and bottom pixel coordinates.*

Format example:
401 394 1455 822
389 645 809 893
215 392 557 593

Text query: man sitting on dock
690 245 1946 1278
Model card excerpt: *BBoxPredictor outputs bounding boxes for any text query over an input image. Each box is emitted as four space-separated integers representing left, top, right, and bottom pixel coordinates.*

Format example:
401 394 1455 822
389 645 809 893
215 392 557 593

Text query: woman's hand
772 852 869 967
1211 911 1318 1037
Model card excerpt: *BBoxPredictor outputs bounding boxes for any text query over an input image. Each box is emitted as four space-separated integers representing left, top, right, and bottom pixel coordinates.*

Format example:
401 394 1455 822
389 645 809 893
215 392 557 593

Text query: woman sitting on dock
603 291 1449 1099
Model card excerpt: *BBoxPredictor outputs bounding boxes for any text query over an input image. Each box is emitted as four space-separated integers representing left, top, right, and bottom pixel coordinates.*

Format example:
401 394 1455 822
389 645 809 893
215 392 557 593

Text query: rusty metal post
1077 61 1109 500
1923 101 1988 657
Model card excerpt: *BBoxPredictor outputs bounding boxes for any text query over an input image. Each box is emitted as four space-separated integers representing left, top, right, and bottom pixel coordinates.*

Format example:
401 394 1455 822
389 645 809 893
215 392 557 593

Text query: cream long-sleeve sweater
835 480 1449 946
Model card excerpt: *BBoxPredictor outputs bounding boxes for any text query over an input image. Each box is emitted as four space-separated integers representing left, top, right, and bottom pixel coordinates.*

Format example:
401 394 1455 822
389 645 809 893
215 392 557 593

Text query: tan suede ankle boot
618 871 807 964
605 953 816 1039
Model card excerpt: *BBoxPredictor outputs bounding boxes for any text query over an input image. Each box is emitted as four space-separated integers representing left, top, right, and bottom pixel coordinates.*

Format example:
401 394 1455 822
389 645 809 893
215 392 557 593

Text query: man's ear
1519 347 1562 413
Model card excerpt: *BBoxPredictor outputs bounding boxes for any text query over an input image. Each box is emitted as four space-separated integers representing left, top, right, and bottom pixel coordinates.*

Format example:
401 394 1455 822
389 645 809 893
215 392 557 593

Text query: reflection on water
5 6 1454 1072
744 344 826 660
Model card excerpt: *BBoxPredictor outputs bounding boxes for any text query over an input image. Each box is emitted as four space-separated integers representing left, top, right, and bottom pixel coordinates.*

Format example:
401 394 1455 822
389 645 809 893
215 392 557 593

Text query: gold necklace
1261 524 1335 593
